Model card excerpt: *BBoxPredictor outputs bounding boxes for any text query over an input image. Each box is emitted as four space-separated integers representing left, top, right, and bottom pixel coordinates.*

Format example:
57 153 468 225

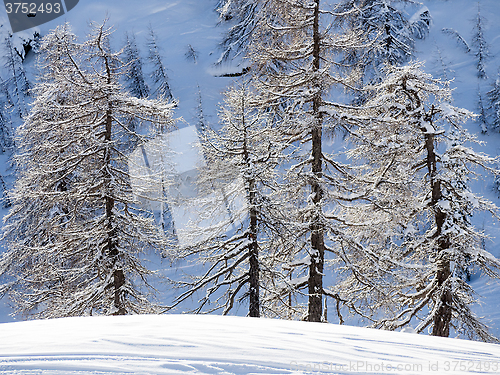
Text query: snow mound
1 314 499 374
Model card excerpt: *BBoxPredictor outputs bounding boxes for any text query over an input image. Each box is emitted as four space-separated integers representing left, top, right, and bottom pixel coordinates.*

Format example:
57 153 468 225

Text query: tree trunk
432 258 452 337
424 126 452 337
101 39 126 315
308 0 325 323
105 105 125 316
241 88 260 318
432 189 452 337
248 180 260 317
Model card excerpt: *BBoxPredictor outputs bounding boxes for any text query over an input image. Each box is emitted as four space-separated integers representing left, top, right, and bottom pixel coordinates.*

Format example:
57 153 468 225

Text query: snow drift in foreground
0 315 499 374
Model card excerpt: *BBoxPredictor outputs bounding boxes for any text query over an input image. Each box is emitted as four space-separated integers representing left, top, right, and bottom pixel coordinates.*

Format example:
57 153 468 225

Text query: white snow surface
1 314 500 374
1 0 500 357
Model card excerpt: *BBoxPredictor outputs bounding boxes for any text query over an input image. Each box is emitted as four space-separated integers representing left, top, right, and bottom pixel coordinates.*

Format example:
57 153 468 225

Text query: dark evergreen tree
3 33 31 117
147 26 173 101
0 98 13 153
477 89 488 133
195 85 206 134
123 32 149 98
472 3 489 80
334 0 430 83
185 44 198 64
215 0 259 64
0 173 9 208
442 28 471 53
487 72 500 130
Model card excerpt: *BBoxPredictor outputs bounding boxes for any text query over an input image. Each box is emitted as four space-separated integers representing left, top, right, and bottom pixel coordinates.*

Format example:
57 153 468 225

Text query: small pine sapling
215 0 259 64
477 89 489 133
185 44 198 64
3 33 30 118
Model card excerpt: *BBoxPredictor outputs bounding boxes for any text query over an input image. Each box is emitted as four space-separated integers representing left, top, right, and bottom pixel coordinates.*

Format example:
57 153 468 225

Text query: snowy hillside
0 0 233 131
1 0 500 352
2 314 500 374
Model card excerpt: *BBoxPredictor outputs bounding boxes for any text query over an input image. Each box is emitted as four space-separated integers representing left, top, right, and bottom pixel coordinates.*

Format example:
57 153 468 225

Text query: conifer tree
442 28 470 54
334 0 430 83
487 72 500 130
0 22 175 319
0 102 13 153
165 80 288 317
215 0 260 64
195 85 206 133
432 45 454 84
123 32 149 99
477 89 488 133
246 0 384 322
185 44 198 64
0 173 9 208
345 63 500 341
3 33 30 117
147 26 173 101
472 3 489 80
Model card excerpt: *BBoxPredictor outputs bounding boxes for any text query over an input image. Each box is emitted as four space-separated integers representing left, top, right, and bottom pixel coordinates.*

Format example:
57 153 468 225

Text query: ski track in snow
1 315 500 374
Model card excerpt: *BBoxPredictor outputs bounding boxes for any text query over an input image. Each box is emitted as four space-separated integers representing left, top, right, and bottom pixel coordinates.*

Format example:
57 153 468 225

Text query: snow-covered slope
1 314 500 374
0 0 233 133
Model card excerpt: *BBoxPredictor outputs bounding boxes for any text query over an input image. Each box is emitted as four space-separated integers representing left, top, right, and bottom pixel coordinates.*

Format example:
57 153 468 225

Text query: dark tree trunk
432 258 452 337
423 115 452 337
308 0 325 323
431 184 452 337
308 125 324 322
248 180 260 317
100 34 126 315
241 89 260 318
105 105 125 316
